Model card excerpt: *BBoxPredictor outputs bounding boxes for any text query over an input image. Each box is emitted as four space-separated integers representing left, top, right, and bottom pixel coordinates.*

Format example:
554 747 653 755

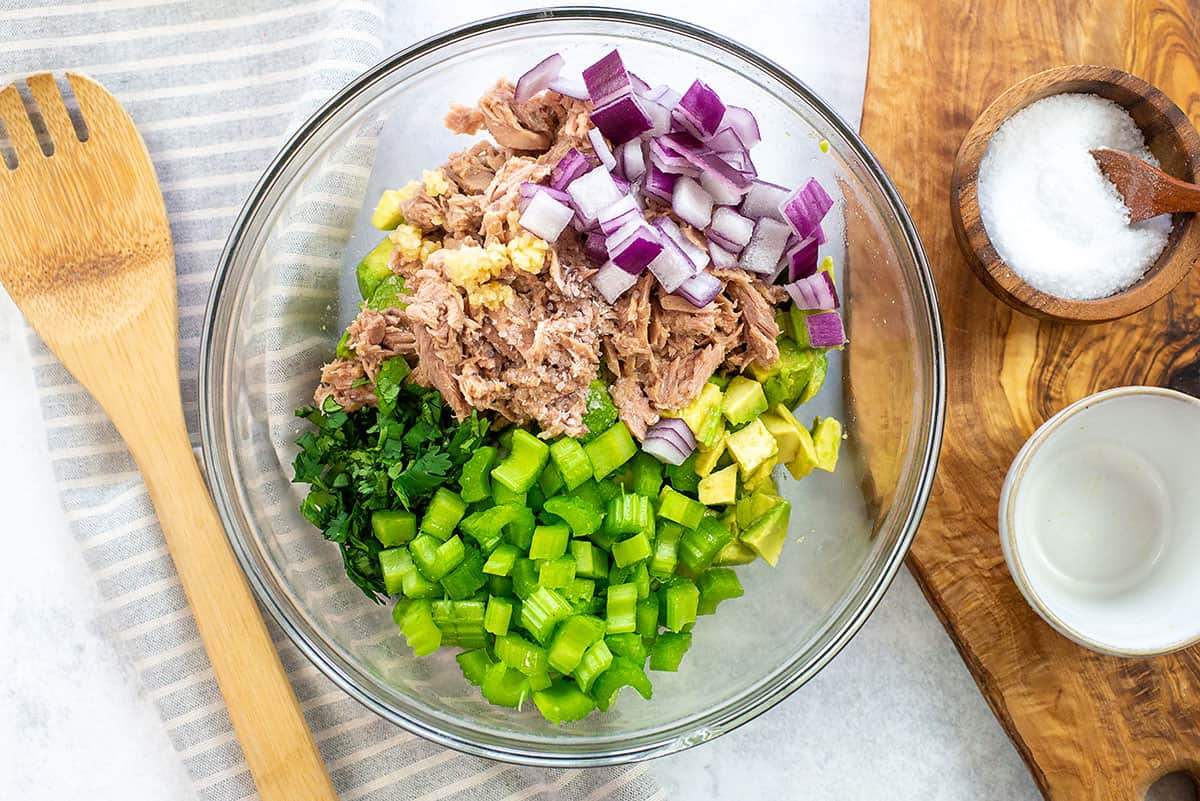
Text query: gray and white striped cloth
0 2 660 799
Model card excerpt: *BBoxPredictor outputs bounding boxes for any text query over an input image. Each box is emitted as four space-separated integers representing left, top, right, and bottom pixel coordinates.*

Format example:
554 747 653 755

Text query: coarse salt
977 93 1171 301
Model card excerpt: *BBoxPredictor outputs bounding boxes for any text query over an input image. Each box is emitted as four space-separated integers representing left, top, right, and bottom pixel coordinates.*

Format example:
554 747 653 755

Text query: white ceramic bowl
999 386 1200 657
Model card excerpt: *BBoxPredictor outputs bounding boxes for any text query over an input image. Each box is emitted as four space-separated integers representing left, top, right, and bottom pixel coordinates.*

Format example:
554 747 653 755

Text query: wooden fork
0 73 339 801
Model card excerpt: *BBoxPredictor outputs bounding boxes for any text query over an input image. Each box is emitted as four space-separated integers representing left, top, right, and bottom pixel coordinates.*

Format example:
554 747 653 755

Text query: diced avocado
797 351 828 405
581 380 619 443
761 339 818 408
721 376 768 425
761 407 803 464
775 310 791 341
372 189 407 230
708 374 731 391
811 416 843 472
719 507 739 537
367 274 407 311
697 464 737 506
674 383 724 449
724 418 778 477
693 434 726 478
736 491 780 529
357 237 396 300
742 455 778 492
785 423 820 480
713 539 758 567
740 501 791 567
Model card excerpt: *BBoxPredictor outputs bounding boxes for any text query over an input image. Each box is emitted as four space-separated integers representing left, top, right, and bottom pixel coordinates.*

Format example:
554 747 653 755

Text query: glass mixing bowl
199 8 944 766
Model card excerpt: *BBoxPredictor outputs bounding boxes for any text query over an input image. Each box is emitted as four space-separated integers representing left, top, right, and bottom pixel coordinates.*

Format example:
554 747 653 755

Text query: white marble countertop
1 3 1158 799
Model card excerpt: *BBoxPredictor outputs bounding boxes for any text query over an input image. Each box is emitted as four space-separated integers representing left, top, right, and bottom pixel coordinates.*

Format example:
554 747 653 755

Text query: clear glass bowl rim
199 6 946 767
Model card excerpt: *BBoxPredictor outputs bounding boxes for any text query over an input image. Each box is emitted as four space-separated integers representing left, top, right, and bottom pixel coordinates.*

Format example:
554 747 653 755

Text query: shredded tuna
313 308 413 411
443 141 507 194
444 103 484 136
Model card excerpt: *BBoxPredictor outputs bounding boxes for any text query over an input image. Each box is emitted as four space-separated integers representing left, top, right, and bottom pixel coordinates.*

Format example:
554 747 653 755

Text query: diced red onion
515 53 564 103
612 173 632 196
643 84 681 108
672 176 714 228
779 177 834 239
642 418 697 464
567 166 623 223
653 216 708 271
619 140 646 180
592 259 638 303
804 310 845 348
708 206 754 251
718 148 756 177
588 128 617 170
786 270 840 310
657 131 712 172
518 190 575 241
519 182 572 205
643 163 677 204
786 234 820 280
708 241 739 269
628 71 651 96
647 138 700 177
675 269 722 308
720 105 761 148
705 127 746 153
582 49 632 107
550 148 593 191
700 170 745 207
673 80 726 138
610 227 663 275
584 232 609 265
590 95 654 144
740 217 791 274
639 97 673 137
548 76 589 100
813 221 827 245
645 238 695 292
740 179 789 220
597 194 641 235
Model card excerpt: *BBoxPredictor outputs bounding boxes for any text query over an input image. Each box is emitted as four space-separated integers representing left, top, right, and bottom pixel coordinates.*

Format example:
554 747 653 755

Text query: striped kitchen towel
0 2 661 799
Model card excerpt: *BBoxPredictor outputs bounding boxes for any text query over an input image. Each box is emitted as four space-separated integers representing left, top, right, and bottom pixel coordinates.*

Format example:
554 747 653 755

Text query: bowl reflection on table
199 8 944 766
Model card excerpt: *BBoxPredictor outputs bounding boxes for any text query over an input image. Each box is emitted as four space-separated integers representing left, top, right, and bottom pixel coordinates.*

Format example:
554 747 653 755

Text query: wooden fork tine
67 73 134 133
24 73 79 148
0 84 43 164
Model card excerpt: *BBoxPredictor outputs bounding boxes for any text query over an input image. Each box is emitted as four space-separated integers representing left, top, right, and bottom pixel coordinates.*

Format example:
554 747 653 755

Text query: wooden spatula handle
130 420 339 801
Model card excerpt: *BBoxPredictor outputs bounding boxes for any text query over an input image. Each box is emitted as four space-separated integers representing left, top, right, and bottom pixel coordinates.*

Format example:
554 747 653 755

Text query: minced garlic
506 233 548 275
389 223 426 263
422 169 452 197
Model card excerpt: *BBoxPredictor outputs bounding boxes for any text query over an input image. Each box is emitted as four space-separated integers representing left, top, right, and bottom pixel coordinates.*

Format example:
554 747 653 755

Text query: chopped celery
379 547 411 596
649 631 693 671
596 479 623 504
487 574 513 598
456 649 493 686
631 452 664 498
440 547 486 600
604 633 648 666
520 586 573 644
492 482 527 506
698 568 744 615
532 679 596 723
539 461 565 497
580 380 619 443
458 446 497 504
547 615 606 673
480 663 529 709
649 521 684 577
543 495 604 538
511 558 539 600
563 576 596 601
460 503 518 553
635 595 660 640
538 555 577 589
549 438 593 491
664 453 702 494
679 517 734 574
568 479 606 511
740 501 792 566
570 539 608 580
483 543 520 576
529 524 570 560
582 422 637 480
419 488 467 541
661 579 699 632
505 506 536 551
657 486 706 529
399 600 441 656
431 599 486 648
631 561 651 600
494 633 549 676
485 595 514 636
574 639 614 693
410 533 466 581
492 429 550 493
527 670 552 692
372 510 417 547
605 583 638 634
612 533 652 568
605 494 654 537
391 598 412 625
592 656 653 711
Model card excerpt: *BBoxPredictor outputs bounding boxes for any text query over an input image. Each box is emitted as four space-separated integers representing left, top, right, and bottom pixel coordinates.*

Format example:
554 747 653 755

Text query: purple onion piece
582 48 632 106
611 230 663 275
786 234 820 280
515 53 565 103
643 417 697 464
567 166 623 223
672 176 714 229
785 270 840 310
592 259 638 304
643 162 679 203
596 194 641 235
646 240 695 292
519 182 572 204
550 148 594 191
653 217 708 271
591 95 654 145
619 140 646 181
740 217 792 274
588 128 617 170
708 241 739 269
547 75 589 100
779 177 835 239
710 206 754 249
584 232 609 265
518 191 575 241
674 79 726 138
721 105 761 148
705 127 746 153
647 138 701 177
804 310 845 348
675 269 722 308
739 179 789 221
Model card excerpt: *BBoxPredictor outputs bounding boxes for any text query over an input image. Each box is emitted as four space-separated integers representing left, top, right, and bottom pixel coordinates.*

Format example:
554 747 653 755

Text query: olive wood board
859 1 1200 798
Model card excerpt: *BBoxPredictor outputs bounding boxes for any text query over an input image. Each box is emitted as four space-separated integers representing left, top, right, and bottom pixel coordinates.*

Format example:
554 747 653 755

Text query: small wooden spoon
0 74 338 801
1091 147 1200 223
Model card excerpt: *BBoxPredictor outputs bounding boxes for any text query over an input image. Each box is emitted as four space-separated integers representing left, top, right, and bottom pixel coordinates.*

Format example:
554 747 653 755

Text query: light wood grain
0 73 338 801
951 64 1200 323
863 2 1200 798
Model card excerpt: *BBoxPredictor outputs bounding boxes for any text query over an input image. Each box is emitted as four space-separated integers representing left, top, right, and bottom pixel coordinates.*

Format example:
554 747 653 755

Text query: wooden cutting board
860 1 1200 798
